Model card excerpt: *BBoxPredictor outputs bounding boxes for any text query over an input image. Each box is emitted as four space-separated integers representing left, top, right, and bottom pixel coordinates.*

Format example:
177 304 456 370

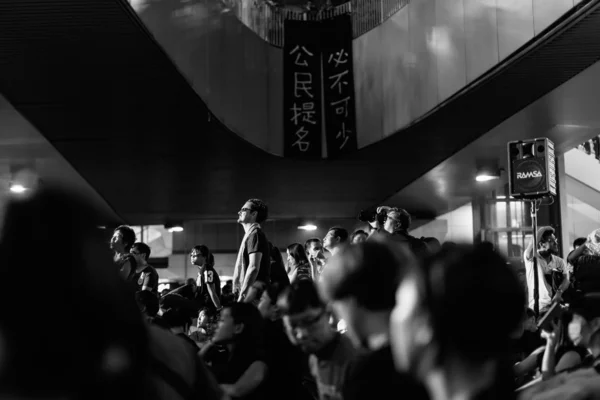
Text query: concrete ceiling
0 0 600 225
383 56 600 214
0 95 122 223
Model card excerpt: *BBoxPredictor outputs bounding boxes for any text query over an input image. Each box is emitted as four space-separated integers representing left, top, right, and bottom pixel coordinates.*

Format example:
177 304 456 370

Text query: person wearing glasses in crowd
278 280 356 400
376 206 429 258
523 226 569 315
233 199 271 305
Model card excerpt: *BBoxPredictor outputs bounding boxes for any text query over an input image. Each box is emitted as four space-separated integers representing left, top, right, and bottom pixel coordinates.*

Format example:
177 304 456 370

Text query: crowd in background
0 189 599 400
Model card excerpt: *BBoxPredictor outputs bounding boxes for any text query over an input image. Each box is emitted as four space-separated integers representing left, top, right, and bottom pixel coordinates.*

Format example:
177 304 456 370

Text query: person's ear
234 322 245 335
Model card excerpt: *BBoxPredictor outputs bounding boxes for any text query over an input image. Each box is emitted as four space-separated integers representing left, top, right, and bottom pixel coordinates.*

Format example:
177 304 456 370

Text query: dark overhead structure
1 0 600 224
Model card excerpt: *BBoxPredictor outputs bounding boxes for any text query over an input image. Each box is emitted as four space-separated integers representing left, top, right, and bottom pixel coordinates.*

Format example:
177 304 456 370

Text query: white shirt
523 252 567 311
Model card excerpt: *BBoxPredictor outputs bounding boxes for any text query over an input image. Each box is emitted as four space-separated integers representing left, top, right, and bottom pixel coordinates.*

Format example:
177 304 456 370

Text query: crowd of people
1 189 599 400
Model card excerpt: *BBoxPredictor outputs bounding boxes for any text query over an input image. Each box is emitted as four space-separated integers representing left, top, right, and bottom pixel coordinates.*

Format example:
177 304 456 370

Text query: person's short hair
304 238 322 250
186 278 196 286
320 240 416 311
192 244 214 266
278 280 325 315
226 302 265 349
199 307 215 319
423 237 441 250
287 243 309 265
537 226 555 245
135 290 159 317
350 230 368 242
573 237 587 249
387 208 411 231
441 241 457 251
415 244 525 363
327 227 349 243
114 225 136 251
246 198 268 223
161 308 192 329
131 242 151 261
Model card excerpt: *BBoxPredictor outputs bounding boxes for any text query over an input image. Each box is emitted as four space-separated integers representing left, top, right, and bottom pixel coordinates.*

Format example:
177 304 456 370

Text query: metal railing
130 0 410 47
238 0 410 47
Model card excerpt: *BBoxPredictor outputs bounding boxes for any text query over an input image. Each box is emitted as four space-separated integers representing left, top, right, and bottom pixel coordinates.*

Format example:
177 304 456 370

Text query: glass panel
131 225 173 258
494 201 507 228
496 231 509 256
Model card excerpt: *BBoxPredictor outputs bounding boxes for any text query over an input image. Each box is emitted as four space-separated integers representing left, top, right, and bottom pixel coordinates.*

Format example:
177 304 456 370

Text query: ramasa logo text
516 171 542 179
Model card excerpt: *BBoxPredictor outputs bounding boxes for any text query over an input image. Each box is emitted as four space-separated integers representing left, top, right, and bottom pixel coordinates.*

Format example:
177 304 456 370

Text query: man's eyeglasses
130 250 141 255
239 207 254 213
287 310 326 331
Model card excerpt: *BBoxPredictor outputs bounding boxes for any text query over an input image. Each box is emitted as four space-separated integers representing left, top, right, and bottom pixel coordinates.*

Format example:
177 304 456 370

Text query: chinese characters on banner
321 14 357 158
283 20 323 159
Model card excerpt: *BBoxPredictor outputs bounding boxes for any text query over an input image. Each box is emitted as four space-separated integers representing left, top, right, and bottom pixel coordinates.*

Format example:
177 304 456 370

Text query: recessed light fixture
475 166 502 182
9 184 27 193
165 222 184 233
475 173 500 182
298 224 317 231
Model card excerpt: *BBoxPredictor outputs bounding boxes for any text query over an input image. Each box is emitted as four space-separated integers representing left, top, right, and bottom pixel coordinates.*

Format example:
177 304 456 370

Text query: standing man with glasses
233 198 271 305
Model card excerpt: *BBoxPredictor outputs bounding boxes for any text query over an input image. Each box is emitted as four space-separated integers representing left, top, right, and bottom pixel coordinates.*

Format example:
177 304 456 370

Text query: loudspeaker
507 138 556 199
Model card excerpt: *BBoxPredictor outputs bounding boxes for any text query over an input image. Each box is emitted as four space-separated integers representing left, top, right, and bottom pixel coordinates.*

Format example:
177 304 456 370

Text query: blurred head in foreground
0 185 148 400
319 239 416 349
390 244 524 398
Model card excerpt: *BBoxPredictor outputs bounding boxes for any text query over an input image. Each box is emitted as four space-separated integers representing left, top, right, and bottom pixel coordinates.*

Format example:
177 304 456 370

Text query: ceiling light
165 222 184 233
9 184 27 193
298 224 317 231
475 166 502 182
475 173 500 182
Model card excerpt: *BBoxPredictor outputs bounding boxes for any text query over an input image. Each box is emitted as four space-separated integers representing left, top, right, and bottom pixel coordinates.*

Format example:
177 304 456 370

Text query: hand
376 206 391 214
552 290 563 303
540 320 560 346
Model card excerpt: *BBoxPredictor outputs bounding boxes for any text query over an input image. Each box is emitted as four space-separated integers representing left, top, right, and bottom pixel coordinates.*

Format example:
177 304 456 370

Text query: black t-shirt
264 320 313 400
243 229 271 285
115 253 137 281
132 265 159 294
205 345 268 400
198 266 221 309
343 345 429 400
269 244 291 289
176 332 199 353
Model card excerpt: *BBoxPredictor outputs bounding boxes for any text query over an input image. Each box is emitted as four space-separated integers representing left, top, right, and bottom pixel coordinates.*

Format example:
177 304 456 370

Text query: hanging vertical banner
283 20 323 159
321 14 357 158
